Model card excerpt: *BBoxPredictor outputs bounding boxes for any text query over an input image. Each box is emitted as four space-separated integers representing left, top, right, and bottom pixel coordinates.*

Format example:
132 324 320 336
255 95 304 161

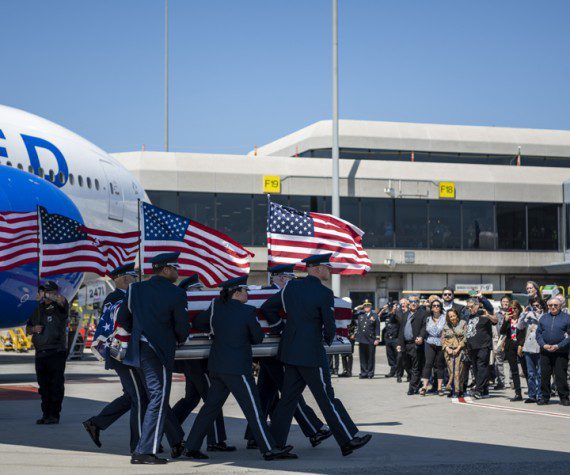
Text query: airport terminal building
113 120 570 305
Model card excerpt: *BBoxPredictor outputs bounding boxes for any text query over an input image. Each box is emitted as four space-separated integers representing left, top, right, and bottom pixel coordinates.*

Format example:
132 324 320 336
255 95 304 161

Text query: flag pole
266 194 271 286
137 199 143 282
36 205 41 290
331 0 341 296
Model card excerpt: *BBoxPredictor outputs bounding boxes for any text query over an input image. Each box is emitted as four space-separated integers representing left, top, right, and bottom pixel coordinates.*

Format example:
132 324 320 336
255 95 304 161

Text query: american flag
91 299 123 361
39 207 140 277
141 202 254 287
185 288 353 337
0 211 39 272
79 226 140 275
267 201 371 275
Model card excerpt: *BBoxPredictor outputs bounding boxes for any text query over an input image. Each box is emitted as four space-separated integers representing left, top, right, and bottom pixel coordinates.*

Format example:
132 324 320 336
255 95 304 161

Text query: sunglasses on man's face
409 300 419 304
547 303 560 307
442 293 452 297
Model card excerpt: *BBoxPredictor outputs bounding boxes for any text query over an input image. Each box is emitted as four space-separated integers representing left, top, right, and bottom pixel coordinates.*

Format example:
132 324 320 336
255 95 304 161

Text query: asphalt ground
1 348 569 474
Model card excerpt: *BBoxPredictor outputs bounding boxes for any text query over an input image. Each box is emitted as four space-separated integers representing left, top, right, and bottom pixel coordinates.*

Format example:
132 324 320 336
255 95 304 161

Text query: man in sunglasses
397 295 428 395
441 287 464 315
536 298 570 406
117 252 191 464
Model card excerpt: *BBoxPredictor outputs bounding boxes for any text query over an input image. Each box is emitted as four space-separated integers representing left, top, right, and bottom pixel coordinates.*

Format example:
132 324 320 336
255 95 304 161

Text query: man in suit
183 276 294 461
261 254 371 457
171 274 235 452
117 252 190 465
397 294 427 395
441 287 464 315
245 263 331 450
83 263 147 454
354 300 381 379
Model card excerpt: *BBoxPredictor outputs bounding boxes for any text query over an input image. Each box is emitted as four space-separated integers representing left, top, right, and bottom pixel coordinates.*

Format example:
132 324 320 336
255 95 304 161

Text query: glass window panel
528 203 559 250
253 195 270 246
361 198 394 248
215 193 253 246
428 201 461 249
146 190 179 214
179 192 215 228
288 195 311 213
395 199 428 248
496 202 526 250
340 197 360 228
462 201 495 250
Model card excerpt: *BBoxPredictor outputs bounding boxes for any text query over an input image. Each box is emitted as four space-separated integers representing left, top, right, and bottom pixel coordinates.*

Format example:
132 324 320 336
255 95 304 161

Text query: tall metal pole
164 0 169 152
331 0 341 296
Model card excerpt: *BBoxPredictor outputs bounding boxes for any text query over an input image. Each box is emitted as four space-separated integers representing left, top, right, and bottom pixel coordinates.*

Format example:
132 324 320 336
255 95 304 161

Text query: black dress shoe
36 418 47 425
510 394 523 402
384 373 395 378
407 389 415 395
263 445 294 461
82 419 102 447
338 372 351 378
358 375 367 379
560 399 570 406
184 449 209 460
170 442 184 459
341 434 372 456
44 417 59 424
246 439 258 450
396 377 402 383
207 442 237 452
131 454 168 465
537 399 550 405
494 383 505 390
310 428 332 447
368 375 374 379
524 398 537 404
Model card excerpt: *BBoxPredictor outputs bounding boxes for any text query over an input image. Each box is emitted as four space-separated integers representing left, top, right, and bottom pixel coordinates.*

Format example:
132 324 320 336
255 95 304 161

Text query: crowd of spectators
345 282 570 406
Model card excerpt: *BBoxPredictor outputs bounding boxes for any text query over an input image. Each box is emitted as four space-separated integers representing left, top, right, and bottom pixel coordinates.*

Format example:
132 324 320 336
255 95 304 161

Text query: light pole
331 0 341 296
164 0 169 152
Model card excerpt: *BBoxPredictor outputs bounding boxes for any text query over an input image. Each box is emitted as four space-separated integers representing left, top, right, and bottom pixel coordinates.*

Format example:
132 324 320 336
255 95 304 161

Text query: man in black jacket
381 301 400 378
26 281 69 424
354 300 381 379
397 295 427 395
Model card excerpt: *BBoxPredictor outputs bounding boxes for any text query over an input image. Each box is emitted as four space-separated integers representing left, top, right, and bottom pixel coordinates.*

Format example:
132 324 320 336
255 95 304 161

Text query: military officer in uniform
261 254 372 457
26 281 69 424
245 264 331 449
83 263 147 453
354 300 381 379
184 276 295 461
117 252 190 465
339 303 357 377
171 274 235 452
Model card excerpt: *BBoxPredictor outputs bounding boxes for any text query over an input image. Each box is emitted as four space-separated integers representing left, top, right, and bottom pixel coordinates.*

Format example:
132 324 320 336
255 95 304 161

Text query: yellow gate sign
439 181 455 199
263 175 281 194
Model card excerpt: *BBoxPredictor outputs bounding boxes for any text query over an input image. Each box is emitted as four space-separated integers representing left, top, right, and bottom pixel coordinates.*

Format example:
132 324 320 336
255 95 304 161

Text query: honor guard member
184 276 296 461
245 263 331 449
26 281 69 424
354 300 381 379
171 274 235 453
117 252 190 465
83 263 148 453
261 254 372 457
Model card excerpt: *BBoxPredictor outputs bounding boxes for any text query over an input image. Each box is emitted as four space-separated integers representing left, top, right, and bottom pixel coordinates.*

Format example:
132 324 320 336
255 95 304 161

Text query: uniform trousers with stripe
91 360 147 453
270 364 354 448
245 357 324 442
172 360 227 445
186 372 275 454
135 341 184 455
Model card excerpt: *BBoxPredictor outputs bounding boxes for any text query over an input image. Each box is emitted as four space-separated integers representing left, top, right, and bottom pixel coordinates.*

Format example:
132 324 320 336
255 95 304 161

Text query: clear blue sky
2 0 569 154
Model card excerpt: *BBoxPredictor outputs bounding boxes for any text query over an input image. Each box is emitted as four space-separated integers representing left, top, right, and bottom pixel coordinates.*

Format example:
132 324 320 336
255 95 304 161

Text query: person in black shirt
464 296 498 399
380 302 400 378
26 281 69 424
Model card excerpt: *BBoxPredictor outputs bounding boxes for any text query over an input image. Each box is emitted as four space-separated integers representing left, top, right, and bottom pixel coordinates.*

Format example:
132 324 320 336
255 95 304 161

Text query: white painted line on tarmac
452 396 570 419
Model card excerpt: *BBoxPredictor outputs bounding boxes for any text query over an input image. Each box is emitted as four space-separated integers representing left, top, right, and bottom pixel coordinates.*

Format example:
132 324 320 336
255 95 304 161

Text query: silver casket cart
175 288 353 360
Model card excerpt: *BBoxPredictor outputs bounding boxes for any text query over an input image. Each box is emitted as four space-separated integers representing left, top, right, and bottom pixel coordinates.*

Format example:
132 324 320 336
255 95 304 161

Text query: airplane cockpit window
6 161 12 167
78 175 83 187
87 177 92 189
95 179 100 191
58 171 65 185
69 173 74 185
17 163 23 170
48 170 55 182
28 165 34 173
38 167 44 178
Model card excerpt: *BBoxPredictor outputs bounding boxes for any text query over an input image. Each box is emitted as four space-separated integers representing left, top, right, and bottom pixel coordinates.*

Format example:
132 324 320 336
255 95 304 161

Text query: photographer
464 294 497 399
26 281 70 424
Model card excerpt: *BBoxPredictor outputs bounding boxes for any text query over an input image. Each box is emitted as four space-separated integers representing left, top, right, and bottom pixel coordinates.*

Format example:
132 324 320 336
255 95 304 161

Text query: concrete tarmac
1 348 569 474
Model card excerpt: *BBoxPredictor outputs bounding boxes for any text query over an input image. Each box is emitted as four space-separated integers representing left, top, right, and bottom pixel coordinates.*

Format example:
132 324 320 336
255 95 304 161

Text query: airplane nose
0 166 84 328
